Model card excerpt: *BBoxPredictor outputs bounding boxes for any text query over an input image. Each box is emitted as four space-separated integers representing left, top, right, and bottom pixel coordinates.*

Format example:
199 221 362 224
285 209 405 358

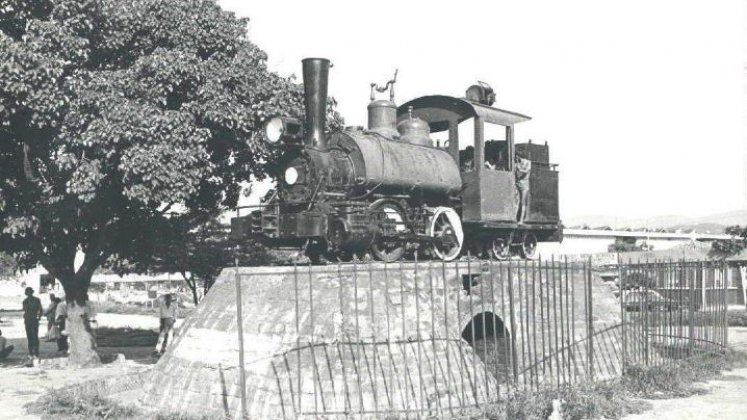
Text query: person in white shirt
154 293 178 356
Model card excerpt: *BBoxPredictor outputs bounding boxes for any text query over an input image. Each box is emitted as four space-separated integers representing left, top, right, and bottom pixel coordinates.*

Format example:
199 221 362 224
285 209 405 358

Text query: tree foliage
710 225 747 259
0 0 322 298
132 215 293 304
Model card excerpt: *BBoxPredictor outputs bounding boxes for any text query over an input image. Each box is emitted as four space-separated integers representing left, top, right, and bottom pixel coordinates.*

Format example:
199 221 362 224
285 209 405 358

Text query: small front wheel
519 232 538 259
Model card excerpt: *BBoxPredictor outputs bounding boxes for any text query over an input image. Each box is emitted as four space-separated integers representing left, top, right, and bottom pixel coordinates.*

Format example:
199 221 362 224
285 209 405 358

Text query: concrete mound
138 262 622 419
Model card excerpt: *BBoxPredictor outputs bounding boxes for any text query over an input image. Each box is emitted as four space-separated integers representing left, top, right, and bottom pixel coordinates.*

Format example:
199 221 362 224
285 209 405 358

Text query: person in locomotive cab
515 152 531 222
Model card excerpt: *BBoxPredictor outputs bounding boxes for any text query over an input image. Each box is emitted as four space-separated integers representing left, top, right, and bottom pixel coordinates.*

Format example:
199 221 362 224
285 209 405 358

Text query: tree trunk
181 272 200 306
61 277 101 367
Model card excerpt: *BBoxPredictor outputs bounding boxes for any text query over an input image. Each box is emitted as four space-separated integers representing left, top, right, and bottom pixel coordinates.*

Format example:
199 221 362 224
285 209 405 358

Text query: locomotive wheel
369 200 407 263
305 242 326 265
429 208 464 262
491 237 511 260
520 232 538 259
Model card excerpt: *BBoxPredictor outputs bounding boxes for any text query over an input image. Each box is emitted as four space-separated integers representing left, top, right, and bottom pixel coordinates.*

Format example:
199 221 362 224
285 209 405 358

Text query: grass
25 388 223 420
727 309 747 327
477 349 747 420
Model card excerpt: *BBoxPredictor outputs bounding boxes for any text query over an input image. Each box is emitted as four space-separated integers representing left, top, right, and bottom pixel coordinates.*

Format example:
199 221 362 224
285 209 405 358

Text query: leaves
0 0 322 286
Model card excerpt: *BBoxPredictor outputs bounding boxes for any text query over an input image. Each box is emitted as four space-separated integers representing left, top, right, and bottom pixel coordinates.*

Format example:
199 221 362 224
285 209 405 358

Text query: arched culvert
461 312 508 344
462 312 514 382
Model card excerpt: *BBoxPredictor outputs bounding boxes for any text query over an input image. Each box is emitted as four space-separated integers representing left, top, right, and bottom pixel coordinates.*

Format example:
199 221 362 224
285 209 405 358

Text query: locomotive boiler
231 57 562 262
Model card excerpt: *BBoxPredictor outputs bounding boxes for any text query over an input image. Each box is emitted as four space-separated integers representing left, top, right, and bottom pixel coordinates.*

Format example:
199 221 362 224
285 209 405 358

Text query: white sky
221 0 747 220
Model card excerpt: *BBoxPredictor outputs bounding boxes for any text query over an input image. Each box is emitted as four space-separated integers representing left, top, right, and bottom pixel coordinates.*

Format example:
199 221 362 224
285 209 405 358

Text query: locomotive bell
397 106 432 147
367 99 398 137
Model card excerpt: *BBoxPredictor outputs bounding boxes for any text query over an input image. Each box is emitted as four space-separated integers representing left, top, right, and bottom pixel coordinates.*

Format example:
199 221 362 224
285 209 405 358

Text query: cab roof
397 95 531 133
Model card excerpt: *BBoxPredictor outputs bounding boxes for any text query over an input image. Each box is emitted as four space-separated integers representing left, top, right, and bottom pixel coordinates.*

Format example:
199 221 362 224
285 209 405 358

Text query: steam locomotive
230 58 562 262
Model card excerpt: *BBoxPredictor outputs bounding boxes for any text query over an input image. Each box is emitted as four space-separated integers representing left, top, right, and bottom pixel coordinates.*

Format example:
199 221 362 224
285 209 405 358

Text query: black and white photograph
1 1 746 419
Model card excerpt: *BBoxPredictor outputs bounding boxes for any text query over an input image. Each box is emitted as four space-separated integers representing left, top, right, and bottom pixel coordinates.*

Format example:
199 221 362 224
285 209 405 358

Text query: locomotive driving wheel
369 200 407 263
491 236 511 260
429 207 464 262
520 232 538 259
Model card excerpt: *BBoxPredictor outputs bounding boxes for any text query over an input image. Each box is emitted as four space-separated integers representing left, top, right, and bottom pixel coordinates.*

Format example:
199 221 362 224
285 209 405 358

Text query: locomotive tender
230 58 562 262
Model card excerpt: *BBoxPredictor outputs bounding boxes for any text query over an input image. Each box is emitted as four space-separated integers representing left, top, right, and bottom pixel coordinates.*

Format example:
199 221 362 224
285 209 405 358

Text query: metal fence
619 260 729 368
231 258 729 418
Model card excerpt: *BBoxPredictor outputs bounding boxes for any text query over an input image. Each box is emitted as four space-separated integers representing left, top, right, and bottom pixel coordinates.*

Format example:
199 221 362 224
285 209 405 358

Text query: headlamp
284 167 299 185
264 117 284 145
263 116 302 146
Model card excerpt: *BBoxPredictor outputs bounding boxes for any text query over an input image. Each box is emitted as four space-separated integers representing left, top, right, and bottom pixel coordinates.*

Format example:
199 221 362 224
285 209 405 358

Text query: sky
220 0 747 220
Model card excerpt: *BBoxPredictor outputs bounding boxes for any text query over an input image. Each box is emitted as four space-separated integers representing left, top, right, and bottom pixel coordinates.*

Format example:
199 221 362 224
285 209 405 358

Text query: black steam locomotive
231 58 562 262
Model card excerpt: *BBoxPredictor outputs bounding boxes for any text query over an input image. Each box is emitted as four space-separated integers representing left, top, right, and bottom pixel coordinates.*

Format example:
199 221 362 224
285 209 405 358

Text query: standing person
54 298 68 354
514 152 532 222
0 329 14 361
22 287 43 363
44 294 58 341
154 293 178 356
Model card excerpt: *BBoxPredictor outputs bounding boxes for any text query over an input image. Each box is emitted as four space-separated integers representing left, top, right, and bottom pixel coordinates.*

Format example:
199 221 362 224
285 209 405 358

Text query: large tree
0 0 308 365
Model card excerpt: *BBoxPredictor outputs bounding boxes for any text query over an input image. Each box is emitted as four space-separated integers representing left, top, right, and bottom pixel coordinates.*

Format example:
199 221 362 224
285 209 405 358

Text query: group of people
0 286 180 364
4 286 180 363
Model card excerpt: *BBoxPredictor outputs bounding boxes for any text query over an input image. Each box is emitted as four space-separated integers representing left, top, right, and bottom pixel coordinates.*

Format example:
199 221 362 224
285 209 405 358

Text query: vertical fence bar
618 258 626 372
531 260 539 388
293 264 302 413
507 260 519 385
569 259 576 383
723 262 729 349
414 257 426 412
586 257 594 382
455 260 465 407
368 262 379 414
478 260 490 402
337 263 351 414
538 257 547 381
546 257 556 387
398 260 410 417
467 257 478 405
428 261 441 415
488 257 501 397
643 260 650 366
234 254 248 419
308 264 318 414
517 259 527 390
441 260 454 414
384 262 393 412
353 262 364 413
499 261 512 391
688 261 695 357
563 257 573 385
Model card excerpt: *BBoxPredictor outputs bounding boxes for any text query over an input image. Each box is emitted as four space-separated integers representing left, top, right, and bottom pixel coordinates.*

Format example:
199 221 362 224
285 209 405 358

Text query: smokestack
302 58 330 150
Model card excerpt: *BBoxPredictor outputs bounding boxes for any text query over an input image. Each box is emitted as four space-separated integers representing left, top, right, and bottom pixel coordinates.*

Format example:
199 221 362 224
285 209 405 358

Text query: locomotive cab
397 95 562 257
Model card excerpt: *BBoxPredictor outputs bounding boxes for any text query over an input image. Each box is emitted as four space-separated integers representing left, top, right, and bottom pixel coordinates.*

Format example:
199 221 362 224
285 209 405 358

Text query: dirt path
622 327 747 420
0 312 157 420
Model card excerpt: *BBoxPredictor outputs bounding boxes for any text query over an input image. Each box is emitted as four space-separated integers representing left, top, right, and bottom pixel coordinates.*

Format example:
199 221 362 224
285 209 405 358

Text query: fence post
688 262 695 356
234 247 248 419
507 262 519 384
723 262 729 349
586 257 594 382
618 258 626 373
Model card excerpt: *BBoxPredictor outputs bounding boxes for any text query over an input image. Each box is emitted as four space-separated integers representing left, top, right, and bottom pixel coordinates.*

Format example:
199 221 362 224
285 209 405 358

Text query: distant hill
564 209 747 233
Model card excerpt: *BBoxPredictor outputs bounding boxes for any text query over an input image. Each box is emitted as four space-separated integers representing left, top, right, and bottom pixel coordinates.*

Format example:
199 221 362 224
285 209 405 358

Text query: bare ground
621 327 747 420
0 311 157 420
